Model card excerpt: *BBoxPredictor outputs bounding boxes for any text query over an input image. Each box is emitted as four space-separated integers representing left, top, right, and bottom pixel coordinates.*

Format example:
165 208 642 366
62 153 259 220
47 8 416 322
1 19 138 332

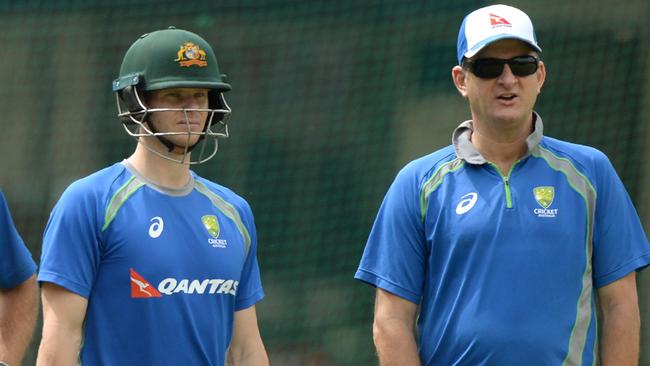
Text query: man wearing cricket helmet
37 27 268 365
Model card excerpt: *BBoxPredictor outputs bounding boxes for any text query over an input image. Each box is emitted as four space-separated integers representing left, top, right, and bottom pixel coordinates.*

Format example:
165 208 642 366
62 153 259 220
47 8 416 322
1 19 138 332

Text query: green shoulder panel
194 181 252 256
419 158 465 221
102 176 146 232
532 146 597 366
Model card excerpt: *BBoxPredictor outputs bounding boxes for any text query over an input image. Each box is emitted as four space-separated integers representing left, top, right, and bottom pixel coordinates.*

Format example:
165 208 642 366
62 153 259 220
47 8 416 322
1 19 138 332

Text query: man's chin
141 136 201 154
169 142 200 155
490 109 531 125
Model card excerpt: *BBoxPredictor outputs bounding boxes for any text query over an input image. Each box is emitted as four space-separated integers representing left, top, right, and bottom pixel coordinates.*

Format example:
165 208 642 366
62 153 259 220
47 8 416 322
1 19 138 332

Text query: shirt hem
235 288 265 311
354 268 420 304
594 252 650 288
37 271 91 298
0 263 36 288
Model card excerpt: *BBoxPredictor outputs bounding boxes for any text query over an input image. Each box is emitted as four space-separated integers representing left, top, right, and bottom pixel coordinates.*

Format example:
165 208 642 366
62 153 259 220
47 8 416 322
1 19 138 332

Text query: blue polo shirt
39 161 264 365
355 113 650 365
0 190 36 288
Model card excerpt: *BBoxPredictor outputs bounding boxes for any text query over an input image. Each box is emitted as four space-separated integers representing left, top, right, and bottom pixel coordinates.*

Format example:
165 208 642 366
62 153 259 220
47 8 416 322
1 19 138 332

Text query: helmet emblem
174 42 208 67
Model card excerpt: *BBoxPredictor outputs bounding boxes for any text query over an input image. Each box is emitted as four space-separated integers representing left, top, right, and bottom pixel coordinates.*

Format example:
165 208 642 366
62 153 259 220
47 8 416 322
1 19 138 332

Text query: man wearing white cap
355 4 649 365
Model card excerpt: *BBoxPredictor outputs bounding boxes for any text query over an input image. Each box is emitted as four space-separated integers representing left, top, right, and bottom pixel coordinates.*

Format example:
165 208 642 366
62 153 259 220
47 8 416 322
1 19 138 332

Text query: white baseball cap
456 4 541 64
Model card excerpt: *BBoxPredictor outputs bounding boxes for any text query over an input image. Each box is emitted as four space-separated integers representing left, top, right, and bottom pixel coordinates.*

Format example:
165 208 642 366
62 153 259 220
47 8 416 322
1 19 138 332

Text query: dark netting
0 1 648 365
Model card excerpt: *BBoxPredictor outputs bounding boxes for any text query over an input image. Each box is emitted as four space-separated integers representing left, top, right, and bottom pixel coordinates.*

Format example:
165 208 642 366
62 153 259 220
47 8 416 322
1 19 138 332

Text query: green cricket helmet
113 26 232 164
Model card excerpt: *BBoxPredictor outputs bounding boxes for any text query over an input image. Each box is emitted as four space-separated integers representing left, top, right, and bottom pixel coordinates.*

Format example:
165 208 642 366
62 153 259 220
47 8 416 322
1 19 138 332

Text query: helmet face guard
115 84 231 164
113 27 232 165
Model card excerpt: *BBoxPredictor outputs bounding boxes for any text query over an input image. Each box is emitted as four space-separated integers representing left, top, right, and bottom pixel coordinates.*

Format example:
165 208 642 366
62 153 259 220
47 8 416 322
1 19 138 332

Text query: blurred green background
1 0 649 365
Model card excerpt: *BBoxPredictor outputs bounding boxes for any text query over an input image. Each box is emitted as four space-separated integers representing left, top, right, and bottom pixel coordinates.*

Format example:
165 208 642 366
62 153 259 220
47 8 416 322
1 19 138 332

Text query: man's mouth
497 93 517 101
177 121 200 126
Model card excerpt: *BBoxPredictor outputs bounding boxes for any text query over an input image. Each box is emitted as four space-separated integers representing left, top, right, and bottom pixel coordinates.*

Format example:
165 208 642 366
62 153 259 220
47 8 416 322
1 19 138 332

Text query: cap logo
489 13 512 27
174 42 208 67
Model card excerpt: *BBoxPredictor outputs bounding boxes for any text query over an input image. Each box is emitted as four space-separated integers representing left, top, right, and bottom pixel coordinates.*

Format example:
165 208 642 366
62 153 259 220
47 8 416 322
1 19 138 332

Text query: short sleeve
38 181 103 298
0 191 36 288
591 154 650 288
234 200 264 311
354 166 427 304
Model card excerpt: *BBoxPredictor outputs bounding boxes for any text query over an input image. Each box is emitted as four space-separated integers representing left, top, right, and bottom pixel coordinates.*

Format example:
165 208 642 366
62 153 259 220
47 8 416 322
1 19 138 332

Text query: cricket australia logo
174 42 208 67
202 215 227 248
533 186 558 218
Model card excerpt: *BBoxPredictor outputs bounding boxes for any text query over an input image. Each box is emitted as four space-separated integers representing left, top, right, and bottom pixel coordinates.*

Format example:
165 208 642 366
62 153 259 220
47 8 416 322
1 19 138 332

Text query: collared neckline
120 160 195 196
452 112 544 165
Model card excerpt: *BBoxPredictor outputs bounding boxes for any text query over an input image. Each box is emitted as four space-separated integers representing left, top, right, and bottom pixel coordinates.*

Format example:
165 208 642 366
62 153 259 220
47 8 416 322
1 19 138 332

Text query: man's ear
452 65 469 98
536 60 546 94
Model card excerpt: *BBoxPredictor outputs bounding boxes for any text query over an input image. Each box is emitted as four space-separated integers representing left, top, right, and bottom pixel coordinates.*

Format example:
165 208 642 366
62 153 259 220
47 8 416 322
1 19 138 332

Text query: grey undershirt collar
452 112 544 165
121 159 195 196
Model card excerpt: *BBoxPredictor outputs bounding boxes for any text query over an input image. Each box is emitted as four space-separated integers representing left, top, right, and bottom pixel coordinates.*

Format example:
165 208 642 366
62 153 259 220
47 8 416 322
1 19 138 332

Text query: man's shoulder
193 175 252 212
0 189 9 210
57 163 132 207
397 145 460 185
537 137 621 191
538 136 611 169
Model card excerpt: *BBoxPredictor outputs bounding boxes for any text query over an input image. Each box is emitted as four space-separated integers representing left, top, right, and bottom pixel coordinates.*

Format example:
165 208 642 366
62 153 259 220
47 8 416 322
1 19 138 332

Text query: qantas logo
130 268 162 298
158 278 238 296
490 13 512 27
130 268 238 298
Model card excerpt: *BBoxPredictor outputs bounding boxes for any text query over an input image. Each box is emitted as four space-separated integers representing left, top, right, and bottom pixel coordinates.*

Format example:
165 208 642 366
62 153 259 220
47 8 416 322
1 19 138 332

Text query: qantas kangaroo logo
130 268 162 298
129 268 238 298
490 13 512 27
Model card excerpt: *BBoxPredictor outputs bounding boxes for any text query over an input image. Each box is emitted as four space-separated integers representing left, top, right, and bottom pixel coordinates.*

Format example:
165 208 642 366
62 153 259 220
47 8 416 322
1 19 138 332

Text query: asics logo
148 216 164 238
456 192 478 215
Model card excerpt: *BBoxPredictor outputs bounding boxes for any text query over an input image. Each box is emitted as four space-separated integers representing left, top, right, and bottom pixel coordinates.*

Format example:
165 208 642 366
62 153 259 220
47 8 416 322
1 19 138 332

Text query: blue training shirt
355 113 650 365
0 190 36 288
39 161 264 365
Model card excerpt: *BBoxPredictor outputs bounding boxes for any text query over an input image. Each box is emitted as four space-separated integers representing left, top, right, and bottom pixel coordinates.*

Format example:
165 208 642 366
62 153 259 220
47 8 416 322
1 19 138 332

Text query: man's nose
497 64 517 84
183 96 203 109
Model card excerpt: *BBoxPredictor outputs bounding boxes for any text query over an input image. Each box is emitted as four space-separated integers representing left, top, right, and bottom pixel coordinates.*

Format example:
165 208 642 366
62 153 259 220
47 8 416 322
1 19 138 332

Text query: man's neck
471 114 534 175
127 142 192 189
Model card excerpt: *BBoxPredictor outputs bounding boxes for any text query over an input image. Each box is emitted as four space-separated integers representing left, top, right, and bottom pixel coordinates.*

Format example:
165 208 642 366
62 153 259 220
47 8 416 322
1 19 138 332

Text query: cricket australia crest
201 215 220 238
533 186 558 218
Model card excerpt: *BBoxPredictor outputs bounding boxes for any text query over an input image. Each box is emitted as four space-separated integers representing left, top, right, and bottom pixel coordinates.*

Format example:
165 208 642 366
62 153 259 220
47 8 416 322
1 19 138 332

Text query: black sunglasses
465 55 540 79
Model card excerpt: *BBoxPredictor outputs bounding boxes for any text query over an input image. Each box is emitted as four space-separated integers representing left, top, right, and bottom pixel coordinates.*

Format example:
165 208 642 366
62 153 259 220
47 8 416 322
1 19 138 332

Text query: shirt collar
452 112 544 165
121 159 195 196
